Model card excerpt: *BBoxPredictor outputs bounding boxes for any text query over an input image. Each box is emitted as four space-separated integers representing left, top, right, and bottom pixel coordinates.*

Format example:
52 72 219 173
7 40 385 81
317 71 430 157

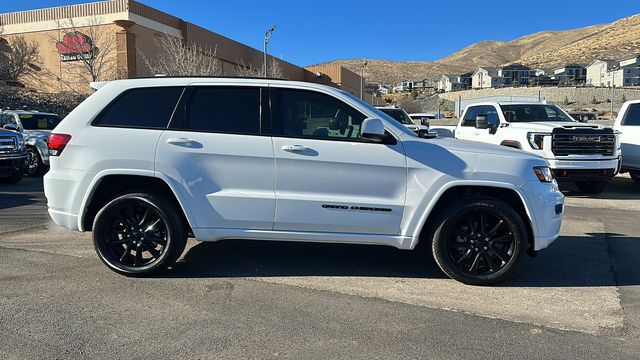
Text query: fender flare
408 180 537 249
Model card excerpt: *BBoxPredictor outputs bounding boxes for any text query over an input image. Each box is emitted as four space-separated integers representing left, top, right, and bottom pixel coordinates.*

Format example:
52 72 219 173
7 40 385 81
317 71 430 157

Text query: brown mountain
314 13 640 84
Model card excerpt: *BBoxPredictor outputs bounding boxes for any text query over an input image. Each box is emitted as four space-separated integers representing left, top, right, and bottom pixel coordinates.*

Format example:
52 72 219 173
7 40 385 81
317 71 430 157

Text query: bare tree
269 58 287 80
0 22 40 82
54 16 116 83
234 59 262 77
234 58 287 79
140 33 221 76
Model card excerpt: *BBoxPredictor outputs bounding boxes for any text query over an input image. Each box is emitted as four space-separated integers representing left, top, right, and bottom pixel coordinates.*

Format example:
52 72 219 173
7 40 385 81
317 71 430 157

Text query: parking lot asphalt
1 176 639 359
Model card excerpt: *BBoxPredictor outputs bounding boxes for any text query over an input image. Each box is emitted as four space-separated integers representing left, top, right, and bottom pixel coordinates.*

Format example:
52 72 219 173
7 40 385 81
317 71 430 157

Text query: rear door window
623 104 640 126
94 87 184 129
184 86 261 134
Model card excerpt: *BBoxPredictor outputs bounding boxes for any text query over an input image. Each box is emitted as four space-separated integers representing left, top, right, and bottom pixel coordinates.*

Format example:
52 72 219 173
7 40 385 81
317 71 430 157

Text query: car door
620 103 640 169
270 87 407 235
155 85 276 230
477 105 501 145
456 106 484 140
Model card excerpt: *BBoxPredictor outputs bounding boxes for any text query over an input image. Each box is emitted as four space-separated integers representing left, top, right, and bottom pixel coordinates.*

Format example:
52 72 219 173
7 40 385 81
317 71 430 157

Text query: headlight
533 166 554 183
17 137 25 151
527 132 550 150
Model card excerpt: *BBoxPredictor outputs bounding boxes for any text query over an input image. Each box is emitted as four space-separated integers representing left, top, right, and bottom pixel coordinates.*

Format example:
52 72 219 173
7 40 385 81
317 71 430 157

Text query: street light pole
360 61 368 100
263 25 276 78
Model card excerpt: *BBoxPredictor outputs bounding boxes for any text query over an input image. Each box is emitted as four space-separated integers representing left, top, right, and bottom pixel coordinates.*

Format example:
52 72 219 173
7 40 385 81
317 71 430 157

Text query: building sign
55 32 98 62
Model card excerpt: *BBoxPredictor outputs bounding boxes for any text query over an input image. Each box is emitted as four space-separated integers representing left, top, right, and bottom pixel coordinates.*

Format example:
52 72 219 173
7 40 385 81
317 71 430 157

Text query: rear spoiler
90 81 110 91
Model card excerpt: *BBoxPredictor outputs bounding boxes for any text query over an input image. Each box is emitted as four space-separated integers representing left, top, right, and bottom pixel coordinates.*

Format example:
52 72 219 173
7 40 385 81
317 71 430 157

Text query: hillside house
472 68 504 89
552 64 587 85
438 75 461 92
498 64 533 86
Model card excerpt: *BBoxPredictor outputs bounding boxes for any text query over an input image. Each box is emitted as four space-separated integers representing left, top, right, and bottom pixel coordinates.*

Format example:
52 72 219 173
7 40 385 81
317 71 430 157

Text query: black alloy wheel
431 197 527 285
446 209 515 276
93 192 187 276
25 148 44 177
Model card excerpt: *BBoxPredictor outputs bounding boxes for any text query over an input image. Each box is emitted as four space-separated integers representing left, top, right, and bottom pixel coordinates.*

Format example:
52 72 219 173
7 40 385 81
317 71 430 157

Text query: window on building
185 86 261 134
277 89 365 140
94 87 183 128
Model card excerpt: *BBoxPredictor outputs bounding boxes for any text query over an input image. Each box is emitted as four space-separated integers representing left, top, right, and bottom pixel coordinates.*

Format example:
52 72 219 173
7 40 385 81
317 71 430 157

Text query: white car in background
456 101 620 194
376 106 429 133
614 100 640 183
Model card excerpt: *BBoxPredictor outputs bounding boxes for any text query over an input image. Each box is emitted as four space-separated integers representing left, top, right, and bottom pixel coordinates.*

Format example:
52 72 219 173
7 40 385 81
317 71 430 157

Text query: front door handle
167 137 196 145
282 145 309 152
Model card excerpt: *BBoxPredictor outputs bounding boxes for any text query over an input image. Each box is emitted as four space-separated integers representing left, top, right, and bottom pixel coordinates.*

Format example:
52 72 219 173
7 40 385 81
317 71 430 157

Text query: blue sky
2 1 639 66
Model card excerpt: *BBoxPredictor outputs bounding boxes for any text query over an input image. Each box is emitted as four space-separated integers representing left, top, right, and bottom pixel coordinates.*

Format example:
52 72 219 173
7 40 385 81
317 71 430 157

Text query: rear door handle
167 138 195 145
282 145 309 152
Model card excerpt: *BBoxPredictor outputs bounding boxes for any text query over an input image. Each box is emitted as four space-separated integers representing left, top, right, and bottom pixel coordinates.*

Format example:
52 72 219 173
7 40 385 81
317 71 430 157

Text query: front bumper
521 180 564 251
547 158 619 182
0 154 28 176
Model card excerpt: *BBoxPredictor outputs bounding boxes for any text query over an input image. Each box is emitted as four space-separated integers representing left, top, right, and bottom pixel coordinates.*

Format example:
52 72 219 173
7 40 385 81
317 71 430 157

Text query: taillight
47 133 72 156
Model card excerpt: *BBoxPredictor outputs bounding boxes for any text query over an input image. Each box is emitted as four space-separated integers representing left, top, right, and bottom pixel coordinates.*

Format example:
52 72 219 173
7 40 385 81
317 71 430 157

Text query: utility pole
360 60 368 100
263 25 276 78
611 71 615 120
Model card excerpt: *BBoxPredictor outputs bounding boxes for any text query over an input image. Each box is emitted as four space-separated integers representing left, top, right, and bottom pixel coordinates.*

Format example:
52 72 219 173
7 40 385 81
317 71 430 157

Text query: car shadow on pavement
169 240 447 280
0 193 39 209
166 232 640 287
561 176 640 200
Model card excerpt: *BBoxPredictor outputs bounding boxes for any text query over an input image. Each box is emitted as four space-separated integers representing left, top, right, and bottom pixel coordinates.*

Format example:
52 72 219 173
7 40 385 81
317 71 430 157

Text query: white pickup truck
614 100 640 183
456 102 621 194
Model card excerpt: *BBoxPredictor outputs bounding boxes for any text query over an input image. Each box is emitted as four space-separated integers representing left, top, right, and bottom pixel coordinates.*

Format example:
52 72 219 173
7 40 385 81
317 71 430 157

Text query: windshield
19 114 62 130
500 104 574 123
378 108 415 125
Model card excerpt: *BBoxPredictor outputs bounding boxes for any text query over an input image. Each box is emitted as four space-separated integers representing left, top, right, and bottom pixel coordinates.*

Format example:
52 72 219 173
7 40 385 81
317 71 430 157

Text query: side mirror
475 115 488 129
420 117 430 128
3 124 19 132
361 118 390 143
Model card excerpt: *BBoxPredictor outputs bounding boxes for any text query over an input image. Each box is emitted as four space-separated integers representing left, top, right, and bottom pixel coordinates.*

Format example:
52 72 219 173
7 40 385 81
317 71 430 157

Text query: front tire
630 171 640 184
431 197 528 286
575 180 608 194
92 192 187 276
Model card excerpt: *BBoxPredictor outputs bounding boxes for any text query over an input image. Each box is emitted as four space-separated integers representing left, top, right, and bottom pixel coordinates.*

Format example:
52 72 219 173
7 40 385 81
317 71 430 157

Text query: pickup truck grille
0 135 18 153
551 128 615 156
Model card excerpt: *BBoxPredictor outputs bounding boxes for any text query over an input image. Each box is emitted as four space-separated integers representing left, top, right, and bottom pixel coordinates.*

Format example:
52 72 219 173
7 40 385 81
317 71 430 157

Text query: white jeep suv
44 78 564 285
456 102 621 194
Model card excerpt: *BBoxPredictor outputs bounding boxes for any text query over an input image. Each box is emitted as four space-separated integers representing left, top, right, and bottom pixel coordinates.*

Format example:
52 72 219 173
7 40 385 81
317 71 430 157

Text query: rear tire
630 171 640 184
575 180 608 194
430 197 528 286
92 192 187 276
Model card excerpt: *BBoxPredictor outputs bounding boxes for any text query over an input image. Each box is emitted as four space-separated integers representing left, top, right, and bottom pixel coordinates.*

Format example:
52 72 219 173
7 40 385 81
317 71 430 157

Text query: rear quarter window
623 104 640 126
93 87 184 129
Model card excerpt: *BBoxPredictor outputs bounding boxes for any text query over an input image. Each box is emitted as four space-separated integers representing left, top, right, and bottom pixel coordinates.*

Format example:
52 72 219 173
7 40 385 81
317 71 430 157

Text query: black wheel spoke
144 244 161 259
488 219 504 235
138 208 150 226
469 253 481 274
479 211 487 236
456 249 473 264
489 246 509 264
482 252 497 272
134 246 142 266
492 233 514 244
119 243 133 262
147 235 167 246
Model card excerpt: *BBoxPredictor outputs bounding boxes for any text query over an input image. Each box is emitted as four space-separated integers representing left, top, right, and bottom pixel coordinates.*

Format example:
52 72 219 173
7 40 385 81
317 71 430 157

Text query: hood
507 121 607 132
420 136 544 159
